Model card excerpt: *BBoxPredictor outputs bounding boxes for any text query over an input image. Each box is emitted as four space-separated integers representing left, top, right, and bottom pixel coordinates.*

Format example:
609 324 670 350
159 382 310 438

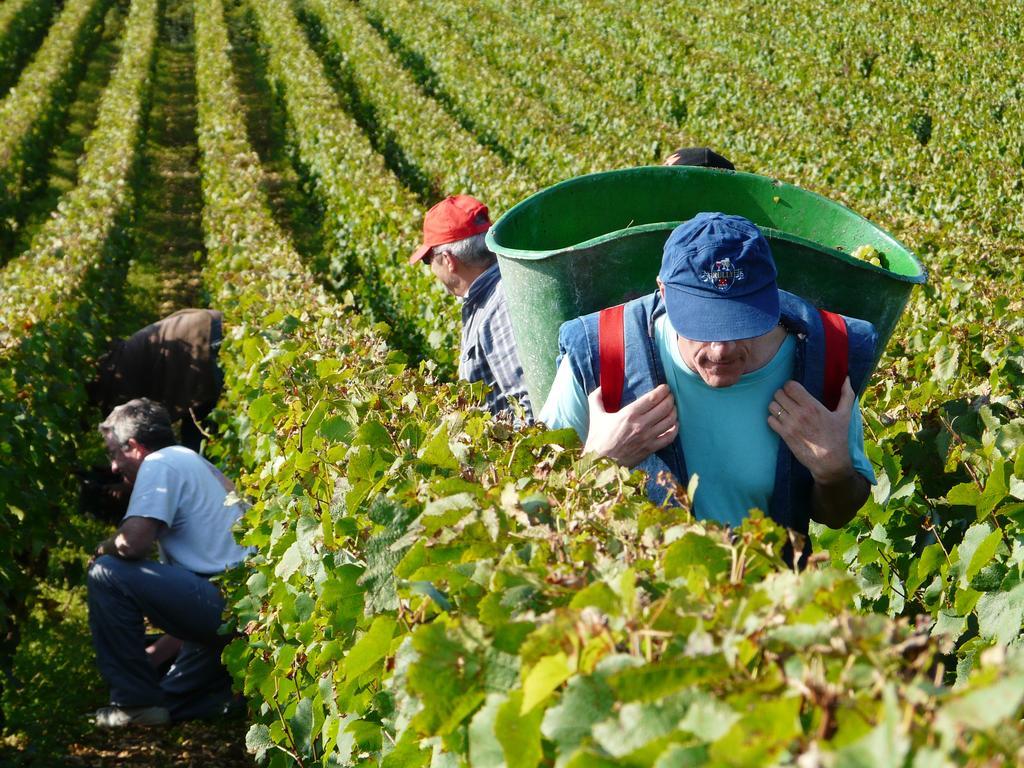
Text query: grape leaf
591 692 694 757
832 687 909 768
359 496 418 614
245 723 273 758
976 582 1024 645
956 523 998 589
408 623 486 735
495 690 544 768
521 652 571 713
345 616 397 679
937 675 1024 731
275 541 304 581
965 528 1002 586
977 460 1008 520
468 693 507 768
419 423 460 470
663 533 731 581
289 697 314 755
541 673 615 762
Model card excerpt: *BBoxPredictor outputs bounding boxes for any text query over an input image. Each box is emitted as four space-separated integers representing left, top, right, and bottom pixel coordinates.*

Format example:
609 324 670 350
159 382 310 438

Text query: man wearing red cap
410 195 532 421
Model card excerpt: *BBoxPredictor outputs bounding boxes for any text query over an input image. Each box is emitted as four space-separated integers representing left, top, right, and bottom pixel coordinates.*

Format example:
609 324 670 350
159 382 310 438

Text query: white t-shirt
124 446 251 574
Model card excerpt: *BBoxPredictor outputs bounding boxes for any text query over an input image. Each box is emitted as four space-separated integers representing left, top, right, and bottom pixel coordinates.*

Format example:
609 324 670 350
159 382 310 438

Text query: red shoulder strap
818 308 848 411
598 304 626 413
599 306 847 412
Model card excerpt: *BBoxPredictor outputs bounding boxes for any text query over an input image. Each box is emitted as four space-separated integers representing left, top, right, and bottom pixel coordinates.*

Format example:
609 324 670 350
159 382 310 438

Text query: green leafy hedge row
355 0 596 187
817 268 1024 681
397 0 680 166
419 0 1023 246
561 0 1024 240
0 0 111 254
295 0 530 213
358 0 698 173
192 1 1024 765
0 0 56 96
0 0 157 668
240 0 457 372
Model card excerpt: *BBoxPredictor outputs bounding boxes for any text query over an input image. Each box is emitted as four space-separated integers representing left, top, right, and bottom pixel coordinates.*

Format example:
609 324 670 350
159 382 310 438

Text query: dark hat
663 147 735 170
659 213 779 342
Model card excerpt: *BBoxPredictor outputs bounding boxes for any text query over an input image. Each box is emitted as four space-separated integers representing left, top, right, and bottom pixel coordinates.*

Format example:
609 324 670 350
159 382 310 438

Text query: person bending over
87 308 224 453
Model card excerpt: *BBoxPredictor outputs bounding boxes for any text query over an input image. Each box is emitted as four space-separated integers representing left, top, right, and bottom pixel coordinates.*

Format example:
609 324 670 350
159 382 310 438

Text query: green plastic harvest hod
485 166 927 411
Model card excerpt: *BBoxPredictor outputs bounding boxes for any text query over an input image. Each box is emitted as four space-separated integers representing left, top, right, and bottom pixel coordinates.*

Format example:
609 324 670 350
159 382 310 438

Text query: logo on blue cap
658 212 780 342
700 258 745 292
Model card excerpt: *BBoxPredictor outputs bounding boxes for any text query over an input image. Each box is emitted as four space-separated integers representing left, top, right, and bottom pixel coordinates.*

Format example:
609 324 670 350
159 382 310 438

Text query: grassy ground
0 518 108 760
0 477 248 768
0 521 248 767
2 572 247 766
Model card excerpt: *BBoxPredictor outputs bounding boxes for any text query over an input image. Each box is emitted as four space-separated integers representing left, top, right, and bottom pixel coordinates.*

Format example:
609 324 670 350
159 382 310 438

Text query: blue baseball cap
658 213 779 342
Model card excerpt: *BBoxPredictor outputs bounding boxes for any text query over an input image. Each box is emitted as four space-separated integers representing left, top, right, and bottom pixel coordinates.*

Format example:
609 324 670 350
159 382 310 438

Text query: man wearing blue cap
540 212 876 534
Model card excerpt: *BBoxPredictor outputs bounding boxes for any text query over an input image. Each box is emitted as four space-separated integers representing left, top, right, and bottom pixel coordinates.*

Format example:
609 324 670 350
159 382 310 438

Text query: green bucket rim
487 167 928 285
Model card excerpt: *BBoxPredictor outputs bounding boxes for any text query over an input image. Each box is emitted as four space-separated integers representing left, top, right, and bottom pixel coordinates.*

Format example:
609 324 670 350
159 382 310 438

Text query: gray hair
431 231 496 269
99 398 177 451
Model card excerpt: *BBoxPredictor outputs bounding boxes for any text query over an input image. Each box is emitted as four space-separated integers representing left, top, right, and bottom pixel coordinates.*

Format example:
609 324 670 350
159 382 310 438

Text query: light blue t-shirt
539 315 875 525
124 446 251 573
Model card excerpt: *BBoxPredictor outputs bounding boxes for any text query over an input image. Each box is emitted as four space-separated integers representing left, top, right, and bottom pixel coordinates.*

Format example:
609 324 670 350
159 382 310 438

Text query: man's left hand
88 537 115 569
88 518 164 566
767 377 857 484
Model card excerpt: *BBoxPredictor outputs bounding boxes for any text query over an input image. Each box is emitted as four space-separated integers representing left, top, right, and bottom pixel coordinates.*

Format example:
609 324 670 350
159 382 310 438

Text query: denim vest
555 290 877 537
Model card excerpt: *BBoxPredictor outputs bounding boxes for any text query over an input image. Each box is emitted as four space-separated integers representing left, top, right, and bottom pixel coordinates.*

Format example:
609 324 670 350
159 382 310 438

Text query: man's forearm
810 470 870 528
94 516 163 561
94 532 146 560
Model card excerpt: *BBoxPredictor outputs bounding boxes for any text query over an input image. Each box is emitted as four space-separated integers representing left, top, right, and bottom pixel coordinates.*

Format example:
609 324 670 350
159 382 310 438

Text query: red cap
409 195 491 265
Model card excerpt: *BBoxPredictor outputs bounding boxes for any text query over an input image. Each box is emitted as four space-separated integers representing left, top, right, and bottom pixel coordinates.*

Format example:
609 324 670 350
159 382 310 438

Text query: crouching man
88 398 250 728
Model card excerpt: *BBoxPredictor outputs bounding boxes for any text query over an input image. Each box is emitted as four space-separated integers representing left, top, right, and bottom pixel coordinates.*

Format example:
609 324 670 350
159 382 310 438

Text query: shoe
92 705 171 728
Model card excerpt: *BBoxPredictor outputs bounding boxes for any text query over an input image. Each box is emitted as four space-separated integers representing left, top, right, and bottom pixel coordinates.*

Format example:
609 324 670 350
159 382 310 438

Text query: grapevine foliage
0 0 112 253
185 0 1024 764
4 0 1023 763
0 0 57 96
0 0 158 699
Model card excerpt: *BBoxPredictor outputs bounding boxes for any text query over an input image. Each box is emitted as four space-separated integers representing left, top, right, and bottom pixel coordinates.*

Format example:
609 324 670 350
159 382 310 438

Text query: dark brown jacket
94 309 222 420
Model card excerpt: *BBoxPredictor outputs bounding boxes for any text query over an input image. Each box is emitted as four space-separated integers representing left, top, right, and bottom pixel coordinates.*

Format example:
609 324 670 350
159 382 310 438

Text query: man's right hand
583 384 679 467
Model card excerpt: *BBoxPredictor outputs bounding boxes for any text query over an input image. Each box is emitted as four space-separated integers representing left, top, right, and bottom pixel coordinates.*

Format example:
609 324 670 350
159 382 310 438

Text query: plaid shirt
459 264 533 421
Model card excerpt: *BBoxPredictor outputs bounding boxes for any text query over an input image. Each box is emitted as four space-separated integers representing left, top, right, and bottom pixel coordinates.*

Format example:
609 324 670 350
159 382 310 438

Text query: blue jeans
87 556 233 719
